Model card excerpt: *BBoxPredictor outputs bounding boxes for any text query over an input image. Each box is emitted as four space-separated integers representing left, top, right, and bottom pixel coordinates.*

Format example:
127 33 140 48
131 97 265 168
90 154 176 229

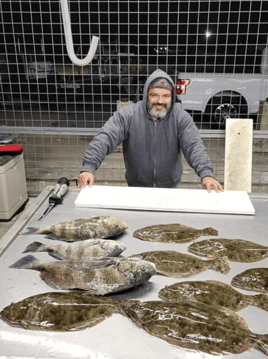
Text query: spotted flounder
188 238 268 263
23 239 126 261
158 280 268 312
23 216 128 241
130 250 230 277
232 268 268 293
133 223 218 243
119 299 268 356
9 255 156 295
1 291 120 331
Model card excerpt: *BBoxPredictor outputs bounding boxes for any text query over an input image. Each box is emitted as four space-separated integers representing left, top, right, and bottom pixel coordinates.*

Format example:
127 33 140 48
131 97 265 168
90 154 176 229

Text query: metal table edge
0 187 53 257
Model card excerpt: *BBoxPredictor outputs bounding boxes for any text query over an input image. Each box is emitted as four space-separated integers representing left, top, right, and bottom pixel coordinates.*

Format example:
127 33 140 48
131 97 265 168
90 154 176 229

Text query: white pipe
60 0 99 66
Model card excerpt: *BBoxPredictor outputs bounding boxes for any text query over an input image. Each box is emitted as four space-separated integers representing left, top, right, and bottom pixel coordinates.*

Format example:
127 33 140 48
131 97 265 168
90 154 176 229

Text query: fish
22 239 126 261
119 299 268 356
130 250 231 277
232 268 268 293
133 223 218 243
158 280 268 312
23 216 128 241
188 238 268 263
1 291 120 331
9 255 156 295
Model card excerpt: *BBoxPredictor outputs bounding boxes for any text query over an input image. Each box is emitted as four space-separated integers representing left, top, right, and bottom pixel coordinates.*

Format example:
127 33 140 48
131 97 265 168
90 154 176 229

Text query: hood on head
142 69 176 116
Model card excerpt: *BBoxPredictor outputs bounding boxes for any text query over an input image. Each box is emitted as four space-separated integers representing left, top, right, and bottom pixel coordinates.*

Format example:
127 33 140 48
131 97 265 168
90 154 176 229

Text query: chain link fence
0 0 267 194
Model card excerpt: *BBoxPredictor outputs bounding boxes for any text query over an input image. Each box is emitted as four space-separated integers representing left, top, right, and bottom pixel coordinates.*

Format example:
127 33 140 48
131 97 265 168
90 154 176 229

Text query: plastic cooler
0 153 28 220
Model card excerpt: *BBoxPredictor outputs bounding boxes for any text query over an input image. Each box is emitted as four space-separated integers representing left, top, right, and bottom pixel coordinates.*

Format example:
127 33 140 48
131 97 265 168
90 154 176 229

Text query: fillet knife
37 177 70 221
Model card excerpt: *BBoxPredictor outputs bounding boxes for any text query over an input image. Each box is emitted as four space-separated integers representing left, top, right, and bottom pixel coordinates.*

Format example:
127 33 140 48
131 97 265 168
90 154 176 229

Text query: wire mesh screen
0 0 268 193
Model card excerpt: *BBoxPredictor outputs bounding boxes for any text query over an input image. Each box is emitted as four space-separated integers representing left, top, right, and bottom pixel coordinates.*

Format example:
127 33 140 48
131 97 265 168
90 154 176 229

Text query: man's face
147 87 172 119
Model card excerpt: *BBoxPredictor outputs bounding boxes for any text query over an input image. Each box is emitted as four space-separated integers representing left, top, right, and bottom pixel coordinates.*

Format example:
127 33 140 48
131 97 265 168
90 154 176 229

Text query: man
78 69 223 192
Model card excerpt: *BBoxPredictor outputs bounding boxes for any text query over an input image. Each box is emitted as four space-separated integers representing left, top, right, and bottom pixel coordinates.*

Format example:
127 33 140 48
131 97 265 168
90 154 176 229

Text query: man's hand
78 172 95 188
201 176 223 193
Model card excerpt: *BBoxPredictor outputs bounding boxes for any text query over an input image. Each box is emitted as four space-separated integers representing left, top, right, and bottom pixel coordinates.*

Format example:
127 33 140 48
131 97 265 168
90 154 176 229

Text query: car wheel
205 95 248 129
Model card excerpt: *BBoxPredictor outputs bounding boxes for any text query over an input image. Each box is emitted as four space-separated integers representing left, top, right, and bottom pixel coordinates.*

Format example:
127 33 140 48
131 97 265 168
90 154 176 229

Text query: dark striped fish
23 239 126 260
23 215 128 241
9 255 156 295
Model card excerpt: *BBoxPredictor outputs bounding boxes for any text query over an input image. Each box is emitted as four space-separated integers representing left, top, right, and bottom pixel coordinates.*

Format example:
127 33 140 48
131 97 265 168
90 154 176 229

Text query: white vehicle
24 54 55 81
176 47 268 127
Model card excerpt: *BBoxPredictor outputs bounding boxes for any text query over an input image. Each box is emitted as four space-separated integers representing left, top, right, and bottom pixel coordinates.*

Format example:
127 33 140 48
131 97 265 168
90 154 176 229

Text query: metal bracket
60 0 99 66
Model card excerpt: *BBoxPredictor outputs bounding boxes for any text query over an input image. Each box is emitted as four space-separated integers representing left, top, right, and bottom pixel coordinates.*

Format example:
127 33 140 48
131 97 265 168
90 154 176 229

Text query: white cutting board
75 186 255 215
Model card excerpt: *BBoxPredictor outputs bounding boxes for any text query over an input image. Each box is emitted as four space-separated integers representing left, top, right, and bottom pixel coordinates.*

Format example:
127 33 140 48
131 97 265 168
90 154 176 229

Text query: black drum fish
23 216 128 241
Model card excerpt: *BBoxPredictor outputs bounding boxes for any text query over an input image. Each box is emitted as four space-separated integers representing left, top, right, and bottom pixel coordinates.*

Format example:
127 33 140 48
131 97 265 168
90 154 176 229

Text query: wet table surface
0 188 268 359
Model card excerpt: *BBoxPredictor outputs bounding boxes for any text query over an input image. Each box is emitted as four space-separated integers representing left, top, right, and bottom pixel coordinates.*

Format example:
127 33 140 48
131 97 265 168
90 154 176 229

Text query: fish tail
21 227 37 235
203 227 218 236
251 294 268 312
9 255 39 270
116 299 141 317
208 256 231 274
253 334 268 355
22 241 46 253
230 275 241 288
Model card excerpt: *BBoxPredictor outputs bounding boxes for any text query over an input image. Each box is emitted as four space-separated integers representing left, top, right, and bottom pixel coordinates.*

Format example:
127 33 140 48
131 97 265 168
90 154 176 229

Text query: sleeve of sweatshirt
82 109 130 174
177 109 214 180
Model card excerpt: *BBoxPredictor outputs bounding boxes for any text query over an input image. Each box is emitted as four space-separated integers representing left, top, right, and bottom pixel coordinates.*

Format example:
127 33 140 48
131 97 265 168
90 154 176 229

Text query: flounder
232 268 268 293
9 255 156 295
1 291 119 331
23 239 126 261
130 250 231 277
133 223 218 243
119 299 268 356
188 238 268 262
158 280 268 312
23 216 128 241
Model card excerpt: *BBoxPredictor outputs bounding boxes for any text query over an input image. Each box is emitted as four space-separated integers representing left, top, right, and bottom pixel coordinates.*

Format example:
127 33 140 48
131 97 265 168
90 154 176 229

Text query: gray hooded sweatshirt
82 69 214 188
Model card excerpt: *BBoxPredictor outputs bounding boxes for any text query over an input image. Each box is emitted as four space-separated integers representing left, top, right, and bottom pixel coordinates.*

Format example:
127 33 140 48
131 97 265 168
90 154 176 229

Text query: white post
224 118 253 192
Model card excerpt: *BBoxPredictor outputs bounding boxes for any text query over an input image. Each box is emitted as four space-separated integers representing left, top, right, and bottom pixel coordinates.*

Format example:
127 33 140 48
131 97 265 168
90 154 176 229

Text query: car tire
205 94 248 129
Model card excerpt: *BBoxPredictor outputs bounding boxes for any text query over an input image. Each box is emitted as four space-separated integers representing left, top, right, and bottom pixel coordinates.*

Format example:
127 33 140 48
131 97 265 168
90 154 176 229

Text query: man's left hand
201 177 223 193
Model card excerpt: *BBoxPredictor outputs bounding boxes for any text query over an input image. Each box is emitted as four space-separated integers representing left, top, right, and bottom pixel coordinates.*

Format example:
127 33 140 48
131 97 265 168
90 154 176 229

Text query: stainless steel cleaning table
0 188 268 359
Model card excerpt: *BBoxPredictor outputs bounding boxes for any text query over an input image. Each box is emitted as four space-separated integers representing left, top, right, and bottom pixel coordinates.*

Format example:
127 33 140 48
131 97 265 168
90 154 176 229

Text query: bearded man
78 69 223 192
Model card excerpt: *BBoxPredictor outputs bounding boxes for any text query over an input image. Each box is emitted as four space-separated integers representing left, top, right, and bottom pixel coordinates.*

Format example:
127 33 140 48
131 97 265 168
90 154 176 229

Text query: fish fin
207 256 231 274
9 255 39 269
81 258 118 270
45 234 73 242
251 294 268 312
85 239 102 247
47 250 64 260
253 334 268 355
22 241 45 253
45 234 61 241
21 227 37 235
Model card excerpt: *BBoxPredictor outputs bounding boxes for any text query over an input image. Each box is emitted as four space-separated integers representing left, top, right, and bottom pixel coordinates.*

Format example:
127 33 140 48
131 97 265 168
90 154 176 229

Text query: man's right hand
78 172 95 188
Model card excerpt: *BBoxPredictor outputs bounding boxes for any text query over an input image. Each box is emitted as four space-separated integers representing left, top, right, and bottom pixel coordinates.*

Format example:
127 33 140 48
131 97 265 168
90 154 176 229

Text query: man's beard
147 102 171 119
